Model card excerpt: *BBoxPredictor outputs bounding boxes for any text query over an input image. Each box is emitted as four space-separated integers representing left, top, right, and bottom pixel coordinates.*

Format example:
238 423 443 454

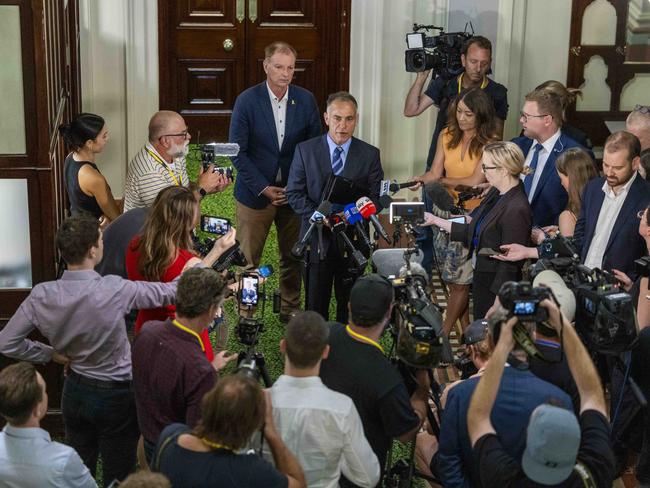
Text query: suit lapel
283 86 295 151
317 135 333 182
604 177 643 254
258 83 280 152
530 135 565 204
583 182 606 253
340 138 359 179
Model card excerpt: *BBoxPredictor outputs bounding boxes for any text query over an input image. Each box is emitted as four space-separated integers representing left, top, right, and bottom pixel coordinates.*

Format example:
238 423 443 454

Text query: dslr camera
192 233 247 273
405 24 472 76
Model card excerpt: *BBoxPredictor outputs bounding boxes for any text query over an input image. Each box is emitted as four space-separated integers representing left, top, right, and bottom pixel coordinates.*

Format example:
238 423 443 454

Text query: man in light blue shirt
0 362 96 487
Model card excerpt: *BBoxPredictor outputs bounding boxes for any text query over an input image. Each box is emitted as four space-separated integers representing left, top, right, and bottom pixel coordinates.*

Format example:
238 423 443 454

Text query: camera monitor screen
513 301 536 315
201 215 230 235
241 275 259 306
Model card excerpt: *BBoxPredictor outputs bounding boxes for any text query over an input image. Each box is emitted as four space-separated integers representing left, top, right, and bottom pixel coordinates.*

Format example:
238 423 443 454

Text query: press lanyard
146 148 181 187
346 325 384 354
457 73 488 94
201 437 233 452
171 319 205 352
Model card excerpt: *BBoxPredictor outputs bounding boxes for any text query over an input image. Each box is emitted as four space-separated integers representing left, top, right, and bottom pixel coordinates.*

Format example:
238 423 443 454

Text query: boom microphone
291 201 332 258
424 182 461 218
356 197 392 244
343 204 372 249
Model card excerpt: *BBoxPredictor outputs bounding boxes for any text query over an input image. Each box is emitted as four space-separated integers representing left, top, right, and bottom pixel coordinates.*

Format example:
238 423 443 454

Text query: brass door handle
236 0 244 22
249 0 257 23
223 39 234 52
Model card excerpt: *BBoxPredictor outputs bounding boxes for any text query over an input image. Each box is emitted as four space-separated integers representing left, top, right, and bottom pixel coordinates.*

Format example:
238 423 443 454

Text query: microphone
356 197 392 244
291 201 332 258
424 182 461 218
389 180 420 192
343 204 372 249
331 214 368 269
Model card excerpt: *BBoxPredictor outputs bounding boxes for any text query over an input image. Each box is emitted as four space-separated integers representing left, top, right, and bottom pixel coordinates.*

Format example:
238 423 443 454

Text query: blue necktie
332 146 344 175
523 143 543 196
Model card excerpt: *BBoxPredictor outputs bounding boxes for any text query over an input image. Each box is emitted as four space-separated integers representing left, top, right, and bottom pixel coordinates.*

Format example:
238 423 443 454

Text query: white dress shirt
267 82 289 183
0 425 97 488
264 375 380 488
584 172 638 269
523 129 562 201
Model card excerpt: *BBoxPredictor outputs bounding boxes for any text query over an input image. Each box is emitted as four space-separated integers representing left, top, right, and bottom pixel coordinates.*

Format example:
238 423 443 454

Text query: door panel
160 0 245 141
159 0 350 141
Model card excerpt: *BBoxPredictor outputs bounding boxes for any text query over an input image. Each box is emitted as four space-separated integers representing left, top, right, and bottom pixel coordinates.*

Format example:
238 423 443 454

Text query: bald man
124 111 229 211
626 105 650 180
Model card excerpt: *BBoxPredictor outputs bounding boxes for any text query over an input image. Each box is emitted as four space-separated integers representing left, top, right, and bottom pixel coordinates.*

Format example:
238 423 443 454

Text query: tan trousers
236 201 301 314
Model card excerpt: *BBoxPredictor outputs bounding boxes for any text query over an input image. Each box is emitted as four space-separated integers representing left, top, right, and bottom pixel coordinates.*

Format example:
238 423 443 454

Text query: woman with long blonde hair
126 185 235 359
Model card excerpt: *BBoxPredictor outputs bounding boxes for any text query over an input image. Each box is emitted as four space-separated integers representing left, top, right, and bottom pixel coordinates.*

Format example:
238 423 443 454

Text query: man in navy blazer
229 42 321 320
286 92 384 321
512 88 592 227
573 131 650 280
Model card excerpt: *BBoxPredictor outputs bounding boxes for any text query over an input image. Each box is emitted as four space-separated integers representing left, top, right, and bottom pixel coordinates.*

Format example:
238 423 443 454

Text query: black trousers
305 242 362 323
62 373 139 487
472 270 497 319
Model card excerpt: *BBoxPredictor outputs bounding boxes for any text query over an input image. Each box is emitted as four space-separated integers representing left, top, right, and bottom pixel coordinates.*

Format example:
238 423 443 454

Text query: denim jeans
62 374 139 487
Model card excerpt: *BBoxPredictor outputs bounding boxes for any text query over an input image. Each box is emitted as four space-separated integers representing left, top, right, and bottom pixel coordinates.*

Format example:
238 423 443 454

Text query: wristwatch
199 187 207 199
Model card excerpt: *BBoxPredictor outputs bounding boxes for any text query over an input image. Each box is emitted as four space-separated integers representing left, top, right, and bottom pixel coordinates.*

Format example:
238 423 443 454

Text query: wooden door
158 0 351 142
0 0 81 436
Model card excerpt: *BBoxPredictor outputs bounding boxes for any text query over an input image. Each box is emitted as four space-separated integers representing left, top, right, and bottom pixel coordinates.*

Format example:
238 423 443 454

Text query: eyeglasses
637 210 647 219
482 164 500 172
160 129 190 140
634 105 650 115
519 111 549 122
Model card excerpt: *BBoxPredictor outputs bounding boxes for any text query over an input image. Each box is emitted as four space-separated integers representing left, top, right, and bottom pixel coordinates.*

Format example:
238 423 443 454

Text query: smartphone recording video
200 215 231 236
241 274 259 306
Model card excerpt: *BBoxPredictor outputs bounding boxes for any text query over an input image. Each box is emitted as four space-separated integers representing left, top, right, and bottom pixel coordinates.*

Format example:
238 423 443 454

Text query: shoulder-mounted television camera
405 24 472 77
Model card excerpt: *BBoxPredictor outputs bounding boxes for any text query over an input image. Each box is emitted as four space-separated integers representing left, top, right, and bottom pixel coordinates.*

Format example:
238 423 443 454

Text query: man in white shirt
123 110 229 211
264 311 380 488
0 362 97 488
573 131 650 280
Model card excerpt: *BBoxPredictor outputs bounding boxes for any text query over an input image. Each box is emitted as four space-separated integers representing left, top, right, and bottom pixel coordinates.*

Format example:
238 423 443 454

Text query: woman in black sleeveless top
60 113 121 223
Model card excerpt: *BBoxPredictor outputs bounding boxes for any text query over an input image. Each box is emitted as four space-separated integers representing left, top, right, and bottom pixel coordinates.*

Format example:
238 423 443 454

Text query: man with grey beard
124 110 229 211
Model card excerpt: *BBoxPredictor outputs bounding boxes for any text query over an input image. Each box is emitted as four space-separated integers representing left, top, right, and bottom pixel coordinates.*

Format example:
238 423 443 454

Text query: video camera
373 247 445 369
192 232 247 273
528 235 638 355
405 24 472 77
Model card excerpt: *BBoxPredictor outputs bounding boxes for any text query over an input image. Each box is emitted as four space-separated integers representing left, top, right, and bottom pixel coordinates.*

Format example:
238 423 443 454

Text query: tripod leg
255 353 273 387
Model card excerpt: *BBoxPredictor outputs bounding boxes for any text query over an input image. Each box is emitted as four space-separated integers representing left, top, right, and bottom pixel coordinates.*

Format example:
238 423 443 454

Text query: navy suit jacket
573 174 650 278
512 132 590 227
286 135 384 261
437 366 571 488
229 82 322 209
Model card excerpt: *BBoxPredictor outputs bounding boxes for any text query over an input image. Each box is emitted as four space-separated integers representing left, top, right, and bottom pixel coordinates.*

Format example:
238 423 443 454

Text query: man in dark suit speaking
287 92 384 321
229 41 322 322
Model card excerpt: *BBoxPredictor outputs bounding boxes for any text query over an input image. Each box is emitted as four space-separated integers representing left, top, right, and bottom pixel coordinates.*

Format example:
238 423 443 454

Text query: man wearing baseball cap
319 274 429 486
468 299 615 487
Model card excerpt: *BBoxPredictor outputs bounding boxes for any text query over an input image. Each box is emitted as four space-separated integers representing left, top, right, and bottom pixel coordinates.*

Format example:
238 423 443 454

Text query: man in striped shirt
124 111 228 211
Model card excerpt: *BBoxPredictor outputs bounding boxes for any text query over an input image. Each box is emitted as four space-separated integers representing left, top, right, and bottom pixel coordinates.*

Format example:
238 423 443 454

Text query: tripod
237 346 273 387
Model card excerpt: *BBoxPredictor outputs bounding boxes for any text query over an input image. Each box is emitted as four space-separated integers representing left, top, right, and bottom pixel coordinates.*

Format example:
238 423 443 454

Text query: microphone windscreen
317 200 332 214
399 262 429 283
424 182 456 213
